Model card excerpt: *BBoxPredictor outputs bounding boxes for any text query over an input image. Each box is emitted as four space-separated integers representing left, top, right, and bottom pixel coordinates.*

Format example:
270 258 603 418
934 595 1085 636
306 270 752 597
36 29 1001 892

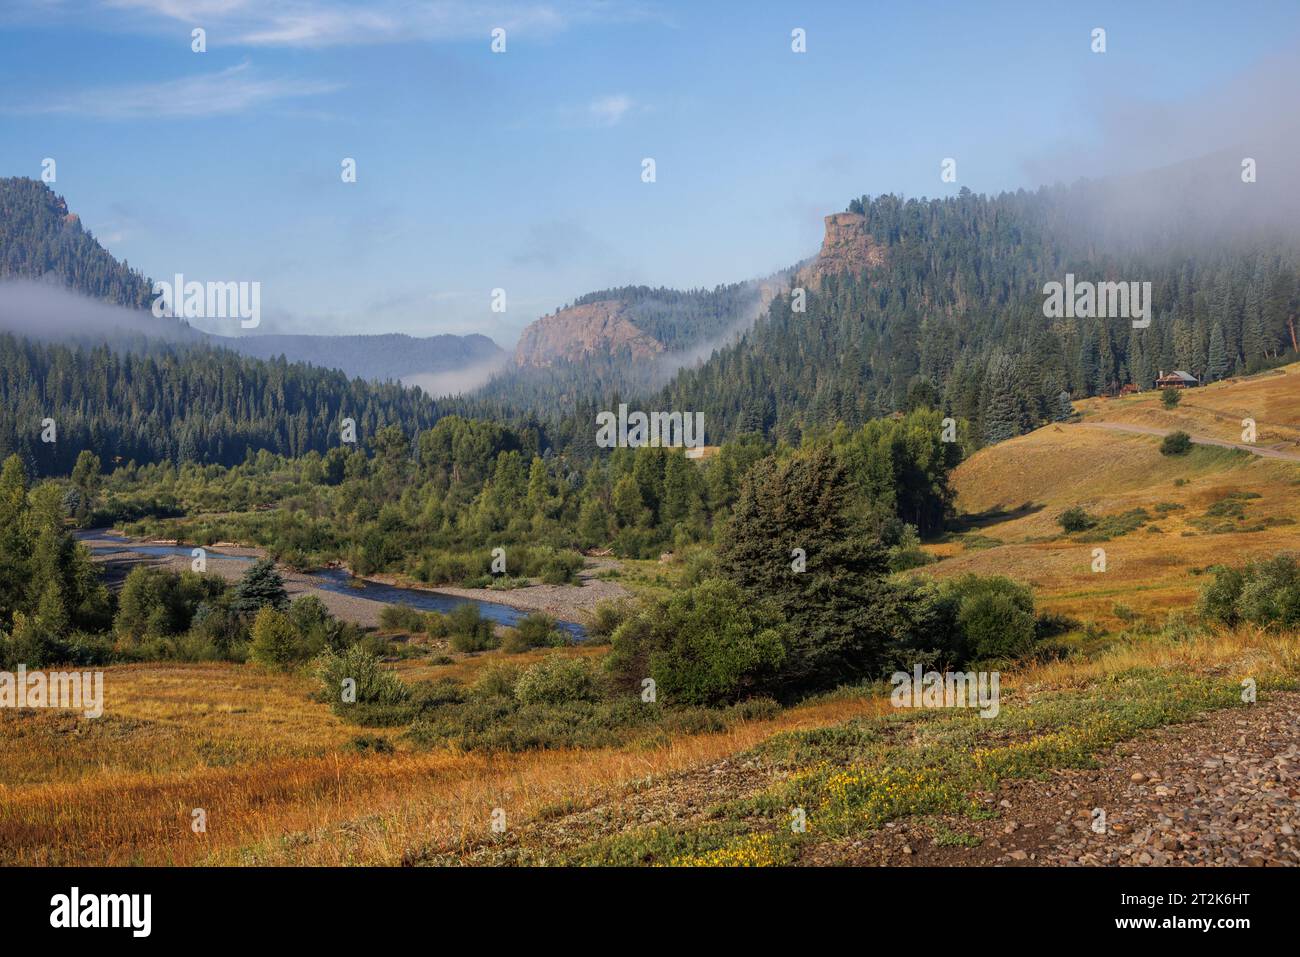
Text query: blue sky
2 1 1297 344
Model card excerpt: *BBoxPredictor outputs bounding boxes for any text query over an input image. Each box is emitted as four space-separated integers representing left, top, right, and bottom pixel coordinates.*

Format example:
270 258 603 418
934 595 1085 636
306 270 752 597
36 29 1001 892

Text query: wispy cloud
6 62 340 118
100 0 653 48
588 93 633 126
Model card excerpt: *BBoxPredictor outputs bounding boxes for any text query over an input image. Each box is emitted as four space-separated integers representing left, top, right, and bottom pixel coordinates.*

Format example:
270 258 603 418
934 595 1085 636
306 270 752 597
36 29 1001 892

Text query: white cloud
6 62 340 118
588 93 632 126
98 0 650 48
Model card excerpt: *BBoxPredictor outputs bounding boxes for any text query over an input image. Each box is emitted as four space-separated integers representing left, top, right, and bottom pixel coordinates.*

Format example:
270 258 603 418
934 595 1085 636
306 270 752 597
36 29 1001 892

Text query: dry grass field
4 624 1291 867
0 660 888 866
928 364 1300 629
1078 363 1300 450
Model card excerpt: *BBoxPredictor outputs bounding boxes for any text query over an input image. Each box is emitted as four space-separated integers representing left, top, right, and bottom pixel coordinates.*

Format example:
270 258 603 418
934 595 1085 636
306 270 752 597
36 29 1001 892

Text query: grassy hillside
928 365 1300 628
1077 363 1300 451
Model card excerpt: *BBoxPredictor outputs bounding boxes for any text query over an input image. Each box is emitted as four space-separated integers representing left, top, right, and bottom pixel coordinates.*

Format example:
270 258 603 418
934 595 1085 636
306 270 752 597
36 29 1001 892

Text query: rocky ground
82 533 628 630
433 691 1300 866
813 691 1300 866
368 557 629 621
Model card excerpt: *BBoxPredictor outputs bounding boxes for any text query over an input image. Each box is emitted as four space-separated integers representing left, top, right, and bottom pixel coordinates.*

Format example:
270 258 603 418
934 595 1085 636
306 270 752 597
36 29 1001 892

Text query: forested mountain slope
0 177 154 309
0 334 441 475
658 185 1300 446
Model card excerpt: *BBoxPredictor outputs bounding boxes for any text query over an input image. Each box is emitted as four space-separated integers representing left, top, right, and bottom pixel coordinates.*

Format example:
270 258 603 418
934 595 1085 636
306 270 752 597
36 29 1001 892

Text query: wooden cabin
1156 370 1199 389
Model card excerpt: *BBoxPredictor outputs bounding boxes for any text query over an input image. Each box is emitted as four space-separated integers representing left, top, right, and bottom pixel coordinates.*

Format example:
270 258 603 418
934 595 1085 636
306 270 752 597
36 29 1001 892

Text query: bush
1197 564 1245 626
1197 556 1300 629
1160 431 1192 455
608 578 788 707
314 645 411 723
515 656 603 706
678 547 718 587
1236 556 1300 626
587 600 633 643
931 574 1039 662
379 603 426 633
289 594 345 654
1 613 59 668
114 567 224 642
539 551 583 585
471 662 523 699
249 607 304 670
423 612 451 639
958 591 1037 660
1161 388 1181 409
447 603 497 652
190 600 249 656
1058 506 1097 533
501 613 567 653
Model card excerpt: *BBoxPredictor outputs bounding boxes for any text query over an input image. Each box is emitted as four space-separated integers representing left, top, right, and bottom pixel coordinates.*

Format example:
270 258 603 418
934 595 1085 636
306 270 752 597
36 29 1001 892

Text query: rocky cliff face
513 299 663 368
798 211 885 284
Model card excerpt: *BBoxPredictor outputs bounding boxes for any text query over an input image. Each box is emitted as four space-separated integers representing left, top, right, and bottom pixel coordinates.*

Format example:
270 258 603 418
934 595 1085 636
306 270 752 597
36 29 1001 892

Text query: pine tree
981 353 1022 444
1207 321 1230 382
718 446 894 692
231 559 289 614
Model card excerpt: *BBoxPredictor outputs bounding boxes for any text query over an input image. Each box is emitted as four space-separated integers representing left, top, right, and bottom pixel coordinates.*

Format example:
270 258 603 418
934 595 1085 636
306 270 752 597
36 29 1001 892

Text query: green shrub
379 603 427 633
936 574 1038 661
587 600 633 643
1112 602 1139 623
1197 564 1246 626
501 613 568 654
249 607 304 670
1 613 59 668
313 645 412 724
1197 556 1300 628
515 656 603 706
289 594 346 654
190 600 249 656
1236 556 1300 626
1058 507 1096 533
472 661 523 699
1160 431 1192 455
608 578 788 707
539 552 582 585
114 566 224 641
423 612 451 638
1161 388 1181 409
447 603 497 652
959 591 1037 660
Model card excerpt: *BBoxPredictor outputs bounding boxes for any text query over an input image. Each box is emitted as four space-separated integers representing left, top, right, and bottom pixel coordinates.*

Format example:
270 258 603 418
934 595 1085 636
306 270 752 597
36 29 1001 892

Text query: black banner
3 866 1288 944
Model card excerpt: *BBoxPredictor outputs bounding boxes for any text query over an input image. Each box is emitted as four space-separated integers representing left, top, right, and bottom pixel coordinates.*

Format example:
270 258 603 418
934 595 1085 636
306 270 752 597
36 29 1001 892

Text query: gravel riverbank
80 533 628 630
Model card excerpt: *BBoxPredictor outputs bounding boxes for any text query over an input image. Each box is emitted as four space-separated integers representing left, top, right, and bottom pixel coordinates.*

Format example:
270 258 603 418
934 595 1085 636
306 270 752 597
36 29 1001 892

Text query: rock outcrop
798 211 885 285
513 299 663 368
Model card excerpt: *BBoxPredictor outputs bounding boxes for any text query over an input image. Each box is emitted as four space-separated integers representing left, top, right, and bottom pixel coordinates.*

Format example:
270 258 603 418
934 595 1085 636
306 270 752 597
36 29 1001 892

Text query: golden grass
0 662 888 866
2 625 1291 866
1076 362 1300 449
929 366 1300 628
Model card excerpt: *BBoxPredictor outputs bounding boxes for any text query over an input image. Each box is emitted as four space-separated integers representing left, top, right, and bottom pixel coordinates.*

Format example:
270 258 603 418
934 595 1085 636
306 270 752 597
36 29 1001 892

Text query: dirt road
1081 421 1300 462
